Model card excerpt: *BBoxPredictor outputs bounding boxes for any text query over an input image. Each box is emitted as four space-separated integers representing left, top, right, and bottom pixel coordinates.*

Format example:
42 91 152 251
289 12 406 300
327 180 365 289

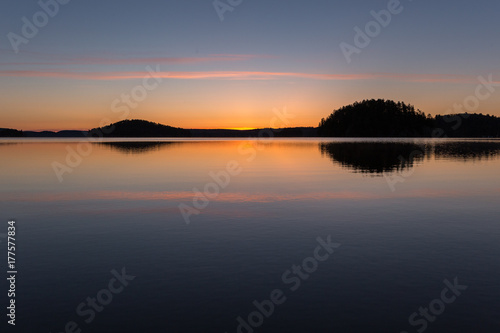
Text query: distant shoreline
2 99 500 138
2 125 500 138
0 125 319 138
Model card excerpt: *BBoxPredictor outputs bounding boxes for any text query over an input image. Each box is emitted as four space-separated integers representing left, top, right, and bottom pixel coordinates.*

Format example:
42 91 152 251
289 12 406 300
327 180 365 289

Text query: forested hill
0 128 23 137
318 99 434 137
88 120 316 137
3 102 500 138
318 99 500 138
88 119 191 137
434 113 500 137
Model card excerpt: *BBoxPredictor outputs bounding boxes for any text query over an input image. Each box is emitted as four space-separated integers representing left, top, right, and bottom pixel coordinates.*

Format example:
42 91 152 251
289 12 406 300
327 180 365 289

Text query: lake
1 138 499 332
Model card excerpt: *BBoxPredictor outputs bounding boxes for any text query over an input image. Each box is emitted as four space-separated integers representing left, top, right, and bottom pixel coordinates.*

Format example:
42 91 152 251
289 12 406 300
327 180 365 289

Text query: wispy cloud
0 69 494 84
1 49 494 84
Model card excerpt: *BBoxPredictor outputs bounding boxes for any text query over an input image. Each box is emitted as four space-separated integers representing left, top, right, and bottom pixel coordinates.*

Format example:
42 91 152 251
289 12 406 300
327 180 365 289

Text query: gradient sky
1 0 500 131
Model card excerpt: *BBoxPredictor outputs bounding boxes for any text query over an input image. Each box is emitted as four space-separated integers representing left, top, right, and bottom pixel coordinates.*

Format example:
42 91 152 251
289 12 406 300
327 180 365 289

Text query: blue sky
1 0 499 130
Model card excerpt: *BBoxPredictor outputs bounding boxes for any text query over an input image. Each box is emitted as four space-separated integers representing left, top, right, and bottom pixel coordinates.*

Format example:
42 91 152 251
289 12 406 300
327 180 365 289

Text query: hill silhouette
0 128 23 137
318 99 434 137
189 127 317 137
435 113 500 137
3 100 500 137
24 130 87 138
318 99 500 137
88 119 191 137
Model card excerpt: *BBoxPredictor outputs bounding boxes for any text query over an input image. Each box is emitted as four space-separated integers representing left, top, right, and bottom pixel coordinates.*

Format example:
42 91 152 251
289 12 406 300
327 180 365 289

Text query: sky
1 0 500 131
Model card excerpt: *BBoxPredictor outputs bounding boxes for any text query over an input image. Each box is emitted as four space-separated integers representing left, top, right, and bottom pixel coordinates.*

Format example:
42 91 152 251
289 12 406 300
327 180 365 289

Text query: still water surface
0 138 499 332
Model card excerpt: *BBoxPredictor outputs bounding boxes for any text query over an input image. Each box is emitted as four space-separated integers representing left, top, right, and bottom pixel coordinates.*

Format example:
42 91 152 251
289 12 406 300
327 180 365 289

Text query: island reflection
433 141 500 160
320 141 425 174
98 141 179 154
320 140 500 175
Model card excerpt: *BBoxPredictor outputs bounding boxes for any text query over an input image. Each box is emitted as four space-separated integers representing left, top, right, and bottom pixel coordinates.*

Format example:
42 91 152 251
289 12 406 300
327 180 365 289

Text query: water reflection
320 142 425 174
98 141 179 154
433 141 500 160
2 139 500 333
320 140 500 174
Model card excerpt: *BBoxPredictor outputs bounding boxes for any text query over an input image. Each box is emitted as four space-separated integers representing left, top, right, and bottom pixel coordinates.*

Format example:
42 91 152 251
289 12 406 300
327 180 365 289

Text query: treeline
318 99 500 138
0 128 23 137
318 99 434 137
435 113 500 137
89 120 317 138
190 127 317 137
88 119 191 138
3 101 500 138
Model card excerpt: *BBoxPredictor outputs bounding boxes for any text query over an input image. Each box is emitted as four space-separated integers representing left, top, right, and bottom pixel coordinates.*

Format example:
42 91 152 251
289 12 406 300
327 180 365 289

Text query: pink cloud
0 69 493 84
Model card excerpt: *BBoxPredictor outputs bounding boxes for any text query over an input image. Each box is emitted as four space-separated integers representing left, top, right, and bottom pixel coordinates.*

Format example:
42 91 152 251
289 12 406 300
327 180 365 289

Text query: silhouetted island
318 99 434 137
3 99 499 137
435 113 500 138
189 127 317 137
318 99 500 138
23 130 87 138
0 128 23 137
88 119 316 138
88 119 191 138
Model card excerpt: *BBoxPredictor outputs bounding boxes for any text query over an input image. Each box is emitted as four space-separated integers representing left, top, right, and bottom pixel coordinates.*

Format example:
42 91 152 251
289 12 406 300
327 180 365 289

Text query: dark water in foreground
0 138 499 332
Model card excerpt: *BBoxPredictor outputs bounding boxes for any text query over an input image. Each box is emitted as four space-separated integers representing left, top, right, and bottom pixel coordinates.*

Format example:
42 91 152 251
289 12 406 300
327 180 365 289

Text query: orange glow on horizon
3 69 500 132
222 127 257 131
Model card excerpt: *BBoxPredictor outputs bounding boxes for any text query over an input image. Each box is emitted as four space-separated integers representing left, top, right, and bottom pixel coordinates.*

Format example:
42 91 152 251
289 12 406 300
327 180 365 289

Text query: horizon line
2 111 491 133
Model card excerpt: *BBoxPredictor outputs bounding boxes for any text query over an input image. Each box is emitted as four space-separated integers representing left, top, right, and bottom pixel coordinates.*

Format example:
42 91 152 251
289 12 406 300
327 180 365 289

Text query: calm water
1 138 499 332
